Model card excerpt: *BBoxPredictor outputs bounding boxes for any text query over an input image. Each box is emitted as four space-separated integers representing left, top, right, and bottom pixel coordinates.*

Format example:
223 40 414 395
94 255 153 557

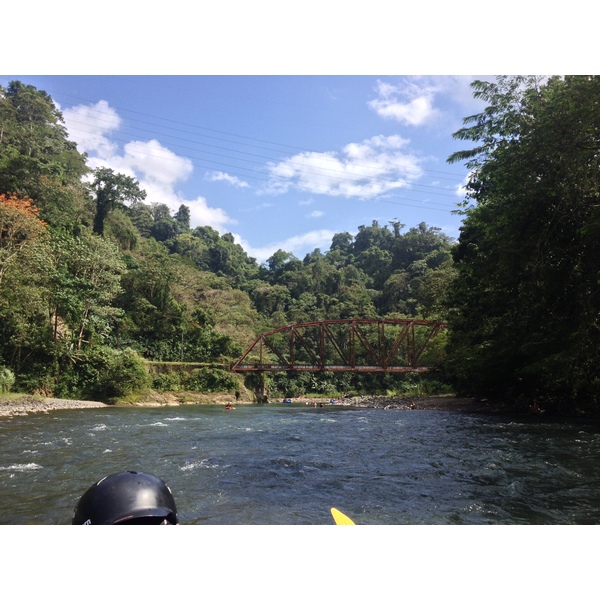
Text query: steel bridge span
230 318 447 373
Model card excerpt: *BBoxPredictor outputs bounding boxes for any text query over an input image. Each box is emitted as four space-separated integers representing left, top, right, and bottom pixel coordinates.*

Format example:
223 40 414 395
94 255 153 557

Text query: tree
129 199 154 237
0 194 52 375
250 283 291 316
330 231 353 253
0 81 88 199
353 220 393 254
0 193 48 286
50 231 126 351
0 82 90 233
351 247 389 290
174 204 191 231
446 76 600 411
264 249 299 283
113 238 180 358
170 233 210 269
90 167 146 236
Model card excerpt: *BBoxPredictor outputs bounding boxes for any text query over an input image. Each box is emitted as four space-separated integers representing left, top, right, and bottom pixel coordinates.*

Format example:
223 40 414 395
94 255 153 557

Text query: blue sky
2 74 487 261
4 5 589 264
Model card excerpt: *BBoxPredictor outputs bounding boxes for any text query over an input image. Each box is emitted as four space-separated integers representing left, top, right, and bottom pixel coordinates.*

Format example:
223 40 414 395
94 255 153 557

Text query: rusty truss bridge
230 319 447 373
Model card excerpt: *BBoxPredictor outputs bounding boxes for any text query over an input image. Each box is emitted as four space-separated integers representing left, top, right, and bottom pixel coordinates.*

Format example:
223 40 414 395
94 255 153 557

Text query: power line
63 109 465 203
2 78 467 216
47 85 468 185
64 120 462 212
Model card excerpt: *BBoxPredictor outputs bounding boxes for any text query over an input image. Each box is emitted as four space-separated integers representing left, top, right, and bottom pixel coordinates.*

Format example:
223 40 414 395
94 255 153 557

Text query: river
2 402 600 526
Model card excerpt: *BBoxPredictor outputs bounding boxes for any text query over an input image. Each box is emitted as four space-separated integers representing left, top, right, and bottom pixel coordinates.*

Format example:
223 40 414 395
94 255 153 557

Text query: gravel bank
0 396 108 418
276 395 518 414
309 395 498 412
0 393 512 419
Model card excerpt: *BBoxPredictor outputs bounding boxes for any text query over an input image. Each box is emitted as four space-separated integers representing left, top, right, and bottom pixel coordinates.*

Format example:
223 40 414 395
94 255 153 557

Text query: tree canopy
445 76 600 411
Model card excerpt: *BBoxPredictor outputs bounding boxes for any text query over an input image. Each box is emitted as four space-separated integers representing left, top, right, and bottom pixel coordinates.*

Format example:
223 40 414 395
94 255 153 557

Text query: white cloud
62 100 121 158
238 201 275 212
187 196 235 231
206 171 249 188
234 229 337 263
368 76 489 135
62 100 235 232
368 79 440 126
122 140 193 187
307 210 324 218
456 172 472 197
265 134 423 199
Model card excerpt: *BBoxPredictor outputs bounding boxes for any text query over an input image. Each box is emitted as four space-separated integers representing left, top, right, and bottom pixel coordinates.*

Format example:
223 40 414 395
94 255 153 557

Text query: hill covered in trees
2 77 600 414
0 80 455 402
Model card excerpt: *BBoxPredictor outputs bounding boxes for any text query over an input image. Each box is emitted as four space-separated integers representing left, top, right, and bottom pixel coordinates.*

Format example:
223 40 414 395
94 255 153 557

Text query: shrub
0 366 16 393
152 372 183 392
100 348 150 398
72 346 150 400
185 368 237 392
151 367 238 393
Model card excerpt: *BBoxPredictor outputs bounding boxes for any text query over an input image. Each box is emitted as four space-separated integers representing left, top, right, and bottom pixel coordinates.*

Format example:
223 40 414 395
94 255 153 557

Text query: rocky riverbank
296 395 514 413
0 392 515 419
0 396 108 418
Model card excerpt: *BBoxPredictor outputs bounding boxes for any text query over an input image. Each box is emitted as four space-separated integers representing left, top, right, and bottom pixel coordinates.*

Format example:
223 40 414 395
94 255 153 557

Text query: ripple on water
180 458 222 471
0 463 43 472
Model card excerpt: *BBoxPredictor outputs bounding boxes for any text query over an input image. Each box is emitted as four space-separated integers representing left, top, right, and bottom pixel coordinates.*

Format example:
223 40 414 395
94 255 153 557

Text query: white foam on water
180 459 220 471
0 463 43 472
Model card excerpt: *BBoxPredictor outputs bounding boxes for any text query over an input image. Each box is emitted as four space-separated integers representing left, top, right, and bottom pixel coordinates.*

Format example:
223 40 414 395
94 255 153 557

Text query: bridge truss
230 319 447 373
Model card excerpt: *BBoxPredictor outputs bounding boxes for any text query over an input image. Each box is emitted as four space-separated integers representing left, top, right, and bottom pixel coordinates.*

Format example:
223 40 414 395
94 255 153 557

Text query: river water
1 402 600 525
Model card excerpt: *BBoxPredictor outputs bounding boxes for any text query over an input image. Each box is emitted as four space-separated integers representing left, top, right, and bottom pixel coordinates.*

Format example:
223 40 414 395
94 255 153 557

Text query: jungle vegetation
446 76 600 414
1 77 599 413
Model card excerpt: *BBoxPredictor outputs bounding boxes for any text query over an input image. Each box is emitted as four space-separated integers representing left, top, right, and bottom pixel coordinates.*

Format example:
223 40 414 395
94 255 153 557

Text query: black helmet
72 471 179 524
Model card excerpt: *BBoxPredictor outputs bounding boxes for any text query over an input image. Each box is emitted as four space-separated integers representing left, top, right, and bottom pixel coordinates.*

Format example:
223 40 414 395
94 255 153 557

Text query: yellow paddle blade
331 507 355 525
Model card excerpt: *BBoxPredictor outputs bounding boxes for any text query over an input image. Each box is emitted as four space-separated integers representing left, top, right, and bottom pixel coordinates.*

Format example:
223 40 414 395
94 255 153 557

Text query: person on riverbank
72 470 179 524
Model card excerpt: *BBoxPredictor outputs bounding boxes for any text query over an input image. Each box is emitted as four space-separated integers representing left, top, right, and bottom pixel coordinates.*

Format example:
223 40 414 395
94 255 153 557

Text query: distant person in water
529 402 544 415
72 471 179 525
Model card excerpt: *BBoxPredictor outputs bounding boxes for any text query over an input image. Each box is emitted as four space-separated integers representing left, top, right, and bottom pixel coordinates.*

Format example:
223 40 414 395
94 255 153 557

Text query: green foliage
0 81 88 201
49 230 126 350
64 347 150 400
388 373 453 397
90 167 146 236
0 366 15 393
265 370 452 399
98 348 150 399
446 76 600 411
152 367 238 393
0 79 459 402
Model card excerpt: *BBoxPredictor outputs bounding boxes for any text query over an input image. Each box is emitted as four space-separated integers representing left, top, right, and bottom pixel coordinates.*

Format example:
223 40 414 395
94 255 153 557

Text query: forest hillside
0 80 455 402
2 77 600 415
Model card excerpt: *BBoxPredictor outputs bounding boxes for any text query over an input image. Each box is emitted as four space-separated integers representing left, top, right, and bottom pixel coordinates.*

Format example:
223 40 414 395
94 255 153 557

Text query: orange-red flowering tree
0 193 48 287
